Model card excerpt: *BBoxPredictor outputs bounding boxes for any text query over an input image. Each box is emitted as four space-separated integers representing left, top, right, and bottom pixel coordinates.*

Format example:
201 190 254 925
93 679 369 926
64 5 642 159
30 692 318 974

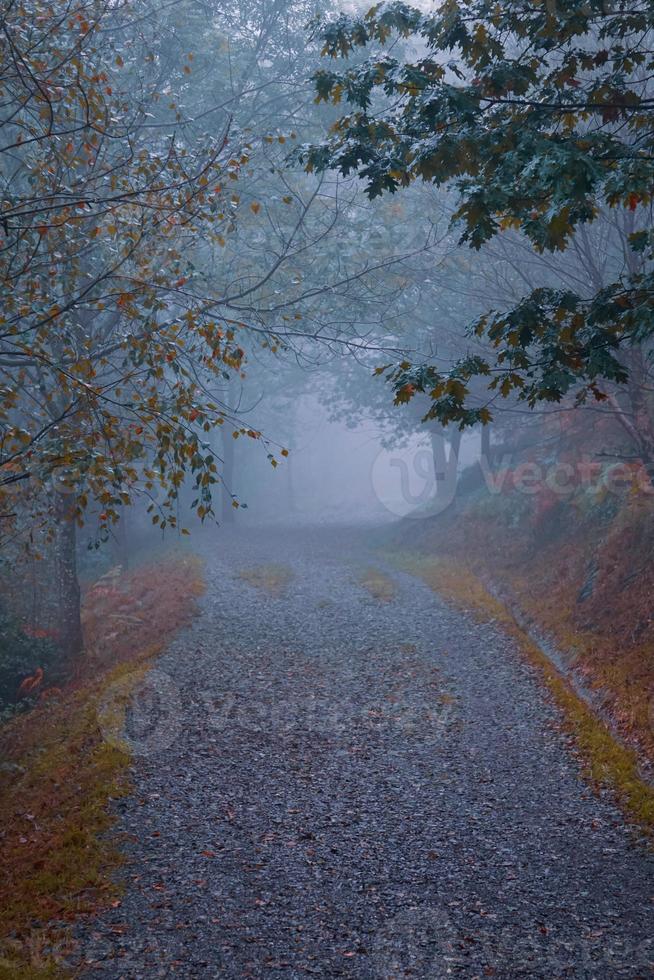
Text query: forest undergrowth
383 459 654 835
0 553 204 978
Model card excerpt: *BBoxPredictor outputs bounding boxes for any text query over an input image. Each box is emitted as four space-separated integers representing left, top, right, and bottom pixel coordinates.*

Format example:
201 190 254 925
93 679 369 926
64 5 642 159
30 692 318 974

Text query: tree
1 0 436 660
0 0 250 517
0 0 258 659
302 0 654 453
159 0 445 521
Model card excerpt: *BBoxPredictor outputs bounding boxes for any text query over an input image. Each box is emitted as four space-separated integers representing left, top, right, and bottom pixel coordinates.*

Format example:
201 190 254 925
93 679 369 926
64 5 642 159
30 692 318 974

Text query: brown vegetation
358 567 396 602
238 564 293 596
383 455 654 833
0 554 204 977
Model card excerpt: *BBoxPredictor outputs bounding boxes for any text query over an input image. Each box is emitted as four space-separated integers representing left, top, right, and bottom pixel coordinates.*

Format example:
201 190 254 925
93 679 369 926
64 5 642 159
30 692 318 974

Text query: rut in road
78 526 654 978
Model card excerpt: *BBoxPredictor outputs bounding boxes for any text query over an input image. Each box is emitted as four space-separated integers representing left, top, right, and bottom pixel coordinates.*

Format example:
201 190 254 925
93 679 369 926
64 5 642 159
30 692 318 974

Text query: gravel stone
75 526 654 978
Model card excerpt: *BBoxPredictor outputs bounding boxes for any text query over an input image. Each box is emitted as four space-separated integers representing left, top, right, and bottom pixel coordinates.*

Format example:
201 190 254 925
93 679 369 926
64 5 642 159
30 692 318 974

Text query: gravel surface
78 526 654 978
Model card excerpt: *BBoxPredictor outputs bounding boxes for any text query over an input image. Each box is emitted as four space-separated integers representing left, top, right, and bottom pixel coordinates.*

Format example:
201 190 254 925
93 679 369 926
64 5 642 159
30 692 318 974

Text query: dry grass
389 488 654 770
394 552 654 834
238 563 293 596
505 502 654 762
358 567 396 603
0 553 204 977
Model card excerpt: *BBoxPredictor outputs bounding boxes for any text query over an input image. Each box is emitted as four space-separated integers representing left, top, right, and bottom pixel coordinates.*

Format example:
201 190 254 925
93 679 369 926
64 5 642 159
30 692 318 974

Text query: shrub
0 608 60 717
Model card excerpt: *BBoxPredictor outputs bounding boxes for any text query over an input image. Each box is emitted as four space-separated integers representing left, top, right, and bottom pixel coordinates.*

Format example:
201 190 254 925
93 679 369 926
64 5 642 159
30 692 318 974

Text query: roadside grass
358 567 396 603
0 553 204 977
393 552 654 835
238 563 293 596
392 496 654 768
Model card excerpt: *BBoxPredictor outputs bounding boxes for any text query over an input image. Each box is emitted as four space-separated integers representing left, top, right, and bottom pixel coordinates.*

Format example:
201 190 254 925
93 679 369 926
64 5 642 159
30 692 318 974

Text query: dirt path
78 526 654 978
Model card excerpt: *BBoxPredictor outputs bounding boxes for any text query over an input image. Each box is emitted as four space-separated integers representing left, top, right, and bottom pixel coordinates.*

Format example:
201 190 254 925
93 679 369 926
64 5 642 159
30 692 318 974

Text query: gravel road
78 526 654 979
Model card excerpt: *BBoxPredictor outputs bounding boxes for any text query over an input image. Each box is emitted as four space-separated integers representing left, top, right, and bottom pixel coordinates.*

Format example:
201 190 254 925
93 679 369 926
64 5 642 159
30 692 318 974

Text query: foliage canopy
0 0 251 538
303 0 654 427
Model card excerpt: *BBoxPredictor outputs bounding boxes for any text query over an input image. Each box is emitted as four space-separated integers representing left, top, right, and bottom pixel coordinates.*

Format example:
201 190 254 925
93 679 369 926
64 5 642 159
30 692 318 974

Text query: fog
232 392 484 526
2 0 654 974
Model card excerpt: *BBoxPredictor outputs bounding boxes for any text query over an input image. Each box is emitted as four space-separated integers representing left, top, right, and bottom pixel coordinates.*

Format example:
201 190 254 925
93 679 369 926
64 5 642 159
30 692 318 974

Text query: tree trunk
53 490 83 669
627 351 654 483
481 424 492 467
285 450 297 515
221 427 236 524
429 427 461 514
429 428 461 479
608 350 654 486
112 507 130 571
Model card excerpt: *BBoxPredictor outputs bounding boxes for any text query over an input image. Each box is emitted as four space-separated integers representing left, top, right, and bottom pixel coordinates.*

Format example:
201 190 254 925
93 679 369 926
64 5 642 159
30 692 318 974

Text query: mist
2 0 654 975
